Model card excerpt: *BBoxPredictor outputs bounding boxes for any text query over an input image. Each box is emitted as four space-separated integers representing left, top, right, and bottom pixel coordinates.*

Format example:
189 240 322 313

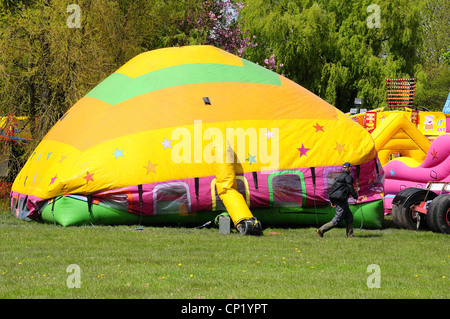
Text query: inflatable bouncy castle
10 45 385 232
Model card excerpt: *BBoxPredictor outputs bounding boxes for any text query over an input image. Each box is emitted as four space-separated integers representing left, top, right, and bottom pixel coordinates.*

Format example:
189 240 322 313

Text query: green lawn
0 209 448 299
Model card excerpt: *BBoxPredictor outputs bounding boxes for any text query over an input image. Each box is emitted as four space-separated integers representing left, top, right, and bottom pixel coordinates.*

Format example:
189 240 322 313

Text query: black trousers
331 200 354 226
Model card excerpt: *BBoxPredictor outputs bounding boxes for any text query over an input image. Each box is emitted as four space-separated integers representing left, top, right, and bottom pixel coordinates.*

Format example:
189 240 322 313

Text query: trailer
391 182 450 234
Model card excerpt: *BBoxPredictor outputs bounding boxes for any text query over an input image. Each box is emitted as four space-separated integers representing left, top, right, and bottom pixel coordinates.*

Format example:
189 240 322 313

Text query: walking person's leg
317 201 344 237
343 204 354 238
316 220 335 237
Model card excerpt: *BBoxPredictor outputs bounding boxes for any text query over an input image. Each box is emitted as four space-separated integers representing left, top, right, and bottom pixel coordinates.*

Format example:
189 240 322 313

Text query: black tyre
391 188 437 230
391 202 406 229
391 188 414 228
426 195 444 233
426 194 450 234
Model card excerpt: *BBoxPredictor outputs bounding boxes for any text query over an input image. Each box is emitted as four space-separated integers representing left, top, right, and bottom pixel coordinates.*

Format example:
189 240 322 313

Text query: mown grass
0 209 448 299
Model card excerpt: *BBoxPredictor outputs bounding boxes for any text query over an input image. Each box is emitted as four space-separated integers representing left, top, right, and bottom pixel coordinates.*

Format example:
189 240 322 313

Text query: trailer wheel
427 194 450 234
391 203 407 229
391 188 436 230
427 195 444 233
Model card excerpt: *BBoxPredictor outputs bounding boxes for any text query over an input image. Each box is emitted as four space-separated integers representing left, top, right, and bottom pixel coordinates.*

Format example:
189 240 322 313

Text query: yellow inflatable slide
371 113 431 166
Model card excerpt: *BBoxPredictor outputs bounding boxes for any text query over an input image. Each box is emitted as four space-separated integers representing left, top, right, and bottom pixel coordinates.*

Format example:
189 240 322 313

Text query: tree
0 0 204 136
0 0 220 177
0 1 131 140
415 0 450 110
179 0 258 56
240 0 426 111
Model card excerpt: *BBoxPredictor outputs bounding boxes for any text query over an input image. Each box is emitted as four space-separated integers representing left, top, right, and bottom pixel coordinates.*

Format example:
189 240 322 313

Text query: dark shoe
346 225 354 238
316 229 323 237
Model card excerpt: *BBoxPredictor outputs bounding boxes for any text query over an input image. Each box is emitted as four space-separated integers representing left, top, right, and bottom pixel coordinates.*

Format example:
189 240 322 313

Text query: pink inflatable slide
384 134 450 213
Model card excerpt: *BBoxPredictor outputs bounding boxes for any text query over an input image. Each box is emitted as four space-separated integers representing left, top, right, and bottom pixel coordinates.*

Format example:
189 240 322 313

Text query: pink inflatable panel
384 134 450 196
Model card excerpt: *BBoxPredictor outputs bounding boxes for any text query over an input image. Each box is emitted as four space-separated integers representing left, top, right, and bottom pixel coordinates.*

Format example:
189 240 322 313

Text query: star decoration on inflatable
113 148 124 159
84 171 94 185
161 137 172 149
246 154 257 164
49 174 58 185
431 149 438 160
313 123 324 132
143 160 158 174
297 144 310 157
334 142 346 155
264 130 275 139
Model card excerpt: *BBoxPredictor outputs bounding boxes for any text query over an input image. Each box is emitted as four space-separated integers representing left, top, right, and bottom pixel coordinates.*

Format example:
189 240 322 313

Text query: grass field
0 208 448 299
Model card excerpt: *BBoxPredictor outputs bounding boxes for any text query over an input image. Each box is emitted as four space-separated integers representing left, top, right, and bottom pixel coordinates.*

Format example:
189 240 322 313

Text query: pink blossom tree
181 0 283 73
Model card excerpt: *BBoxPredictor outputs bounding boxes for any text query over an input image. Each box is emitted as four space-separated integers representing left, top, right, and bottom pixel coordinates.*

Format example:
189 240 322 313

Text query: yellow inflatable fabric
13 45 377 200
371 113 431 166
10 45 384 232
214 141 255 227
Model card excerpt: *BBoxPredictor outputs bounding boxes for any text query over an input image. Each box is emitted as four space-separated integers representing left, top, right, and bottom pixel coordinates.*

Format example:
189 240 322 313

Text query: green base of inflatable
40 195 384 229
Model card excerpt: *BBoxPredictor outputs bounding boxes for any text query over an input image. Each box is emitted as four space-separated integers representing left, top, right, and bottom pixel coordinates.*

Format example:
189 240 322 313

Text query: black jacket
329 171 358 203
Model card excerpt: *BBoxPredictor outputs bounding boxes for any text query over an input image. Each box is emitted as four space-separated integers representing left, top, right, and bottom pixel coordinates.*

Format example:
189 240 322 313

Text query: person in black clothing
317 162 358 238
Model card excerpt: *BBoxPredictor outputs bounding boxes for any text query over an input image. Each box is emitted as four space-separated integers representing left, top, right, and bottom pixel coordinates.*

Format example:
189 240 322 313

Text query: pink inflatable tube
384 134 450 195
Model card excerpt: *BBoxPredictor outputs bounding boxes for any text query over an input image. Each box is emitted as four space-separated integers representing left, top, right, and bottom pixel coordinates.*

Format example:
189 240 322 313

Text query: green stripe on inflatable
40 195 384 229
85 59 282 105
253 199 384 229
